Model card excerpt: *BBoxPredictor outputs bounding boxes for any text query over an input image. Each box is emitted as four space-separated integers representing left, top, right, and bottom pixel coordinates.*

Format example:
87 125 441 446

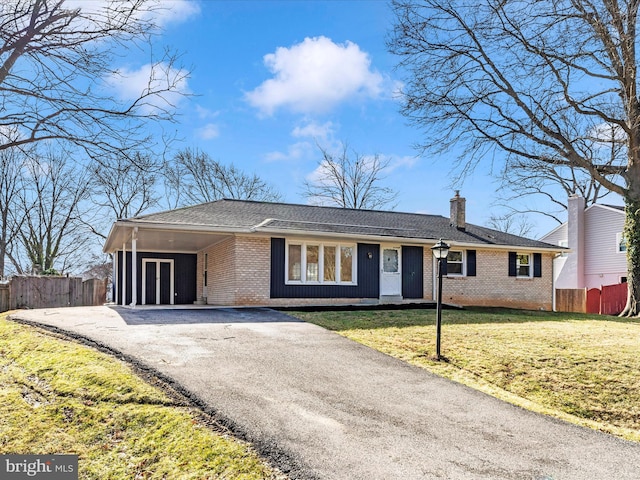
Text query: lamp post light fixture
431 239 450 361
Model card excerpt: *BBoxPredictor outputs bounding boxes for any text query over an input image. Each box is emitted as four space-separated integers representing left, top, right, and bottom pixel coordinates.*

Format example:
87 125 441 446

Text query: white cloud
153 0 201 26
62 0 200 29
245 36 384 115
265 142 312 162
305 152 417 185
197 123 220 140
383 154 419 172
105 62 190 114
590 122 625 142
292 121 335 140
195 105 220 119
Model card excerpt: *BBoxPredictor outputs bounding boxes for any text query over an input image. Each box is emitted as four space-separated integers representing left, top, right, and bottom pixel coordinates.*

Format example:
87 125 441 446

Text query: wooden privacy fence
556 288 587 313
0 276 107 313
556 283 628 316
0 283 8 314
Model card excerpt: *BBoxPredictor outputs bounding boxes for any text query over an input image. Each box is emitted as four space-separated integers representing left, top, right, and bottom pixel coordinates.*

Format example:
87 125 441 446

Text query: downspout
552 253 556 312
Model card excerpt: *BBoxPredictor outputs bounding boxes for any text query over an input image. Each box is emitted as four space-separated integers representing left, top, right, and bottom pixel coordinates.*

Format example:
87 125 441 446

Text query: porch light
431 239 450 361
431 239 450 260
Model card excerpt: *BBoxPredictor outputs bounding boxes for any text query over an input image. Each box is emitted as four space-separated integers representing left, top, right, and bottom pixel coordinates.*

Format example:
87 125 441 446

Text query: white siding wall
540 224 570 288
583 205 626 288
540 204 626 290
540 224 567 246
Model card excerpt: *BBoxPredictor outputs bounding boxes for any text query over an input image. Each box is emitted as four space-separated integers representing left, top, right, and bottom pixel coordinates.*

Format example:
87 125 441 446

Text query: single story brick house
103 194 563 309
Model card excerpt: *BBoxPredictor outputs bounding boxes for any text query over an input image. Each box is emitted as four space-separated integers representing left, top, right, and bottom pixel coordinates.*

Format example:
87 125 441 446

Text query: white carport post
122 242 126 306
113 253 118 305
131 227 138 307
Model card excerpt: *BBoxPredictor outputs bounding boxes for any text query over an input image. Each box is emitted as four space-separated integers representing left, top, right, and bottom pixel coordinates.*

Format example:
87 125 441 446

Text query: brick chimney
450 191 466 230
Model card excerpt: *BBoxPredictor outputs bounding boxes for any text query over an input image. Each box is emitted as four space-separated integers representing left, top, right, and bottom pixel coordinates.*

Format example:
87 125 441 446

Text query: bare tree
88 151 162 239
388 0 640 315
165 148 282 207
486 213 535 239
494 123 624 223
303 142 398 210
0 0 188 163
0 133 27 278
17 151 91 274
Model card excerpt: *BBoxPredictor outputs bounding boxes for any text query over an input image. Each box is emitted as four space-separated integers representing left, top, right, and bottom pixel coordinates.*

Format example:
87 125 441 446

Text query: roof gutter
102 220 253 253
252 226 566 253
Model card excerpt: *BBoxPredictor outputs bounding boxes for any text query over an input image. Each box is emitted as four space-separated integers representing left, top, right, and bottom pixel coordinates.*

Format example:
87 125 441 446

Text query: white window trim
617 232 627 253
516 252 532 278
141 258 175 305
285 240 357 285
446 250 465 277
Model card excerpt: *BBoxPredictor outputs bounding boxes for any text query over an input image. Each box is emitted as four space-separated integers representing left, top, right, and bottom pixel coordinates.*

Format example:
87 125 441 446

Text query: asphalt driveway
9 306 640 479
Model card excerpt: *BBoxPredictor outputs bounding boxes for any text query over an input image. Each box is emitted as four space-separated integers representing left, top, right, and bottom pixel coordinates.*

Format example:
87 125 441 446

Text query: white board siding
583 205 626 288
540 204 627 290
541 224 571 289
540 223 567 246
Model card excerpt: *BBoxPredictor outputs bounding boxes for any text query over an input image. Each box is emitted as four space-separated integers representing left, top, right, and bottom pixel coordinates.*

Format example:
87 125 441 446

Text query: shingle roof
601 204 624 211
127 199 558 250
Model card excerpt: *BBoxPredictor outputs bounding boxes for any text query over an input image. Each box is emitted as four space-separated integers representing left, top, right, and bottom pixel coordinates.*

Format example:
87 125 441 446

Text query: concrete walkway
9 306 640 480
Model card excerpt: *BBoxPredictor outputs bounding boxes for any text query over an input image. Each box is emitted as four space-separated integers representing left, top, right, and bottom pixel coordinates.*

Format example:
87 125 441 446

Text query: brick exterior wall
197 235 271 305
196 236 553 310
423 249 434 301
234 236 271 305
441 250 553 310
197 237 237 304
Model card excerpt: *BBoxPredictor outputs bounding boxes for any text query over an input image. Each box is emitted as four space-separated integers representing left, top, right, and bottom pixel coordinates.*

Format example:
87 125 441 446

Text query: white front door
380 246 402 296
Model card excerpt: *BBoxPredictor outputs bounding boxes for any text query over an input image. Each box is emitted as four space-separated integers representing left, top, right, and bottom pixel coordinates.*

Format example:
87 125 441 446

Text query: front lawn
0 314 281 480
293 307 640 442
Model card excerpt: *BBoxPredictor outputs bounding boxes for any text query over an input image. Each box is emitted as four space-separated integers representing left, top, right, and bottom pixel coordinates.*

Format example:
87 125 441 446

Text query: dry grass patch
294 307 640 442
0 314 281 479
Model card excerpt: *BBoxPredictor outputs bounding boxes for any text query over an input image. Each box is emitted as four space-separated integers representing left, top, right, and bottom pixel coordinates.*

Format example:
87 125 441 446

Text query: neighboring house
103 193 563 310
540 195 627 290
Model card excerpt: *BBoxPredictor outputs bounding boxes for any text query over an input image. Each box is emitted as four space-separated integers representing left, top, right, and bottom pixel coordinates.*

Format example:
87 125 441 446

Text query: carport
104 222 231 306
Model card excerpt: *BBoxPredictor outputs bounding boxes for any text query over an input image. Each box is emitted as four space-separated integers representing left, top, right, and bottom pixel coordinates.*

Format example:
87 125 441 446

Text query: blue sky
108 0 583 238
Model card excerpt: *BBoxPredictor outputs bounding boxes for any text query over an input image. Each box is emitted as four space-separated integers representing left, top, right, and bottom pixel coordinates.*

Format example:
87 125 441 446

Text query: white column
122 242 127 306
131 227 138 307
113 253 118 304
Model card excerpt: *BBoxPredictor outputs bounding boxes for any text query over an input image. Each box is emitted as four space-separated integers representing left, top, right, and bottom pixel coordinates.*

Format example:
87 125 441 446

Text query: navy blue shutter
508 252 517 277
533 253 542 277
467 250 476 277
440 256 448 275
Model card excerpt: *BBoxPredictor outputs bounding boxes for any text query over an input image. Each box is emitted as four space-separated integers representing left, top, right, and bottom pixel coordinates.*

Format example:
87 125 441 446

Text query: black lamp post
431 239 450 361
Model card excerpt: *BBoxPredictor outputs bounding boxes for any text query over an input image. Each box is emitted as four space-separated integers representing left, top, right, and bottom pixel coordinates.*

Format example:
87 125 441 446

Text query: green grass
294 307 640 442
0 314 280 479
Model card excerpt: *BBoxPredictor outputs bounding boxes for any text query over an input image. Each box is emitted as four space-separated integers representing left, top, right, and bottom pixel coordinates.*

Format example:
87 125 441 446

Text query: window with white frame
559 240 568 257
286 241 356 284
617 232 627 253
516 253 531 277
447 250 464 275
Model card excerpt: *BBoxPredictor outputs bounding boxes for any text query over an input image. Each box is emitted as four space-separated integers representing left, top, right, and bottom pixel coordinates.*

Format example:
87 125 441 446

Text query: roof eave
254 227 565 252
102 220 253 253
